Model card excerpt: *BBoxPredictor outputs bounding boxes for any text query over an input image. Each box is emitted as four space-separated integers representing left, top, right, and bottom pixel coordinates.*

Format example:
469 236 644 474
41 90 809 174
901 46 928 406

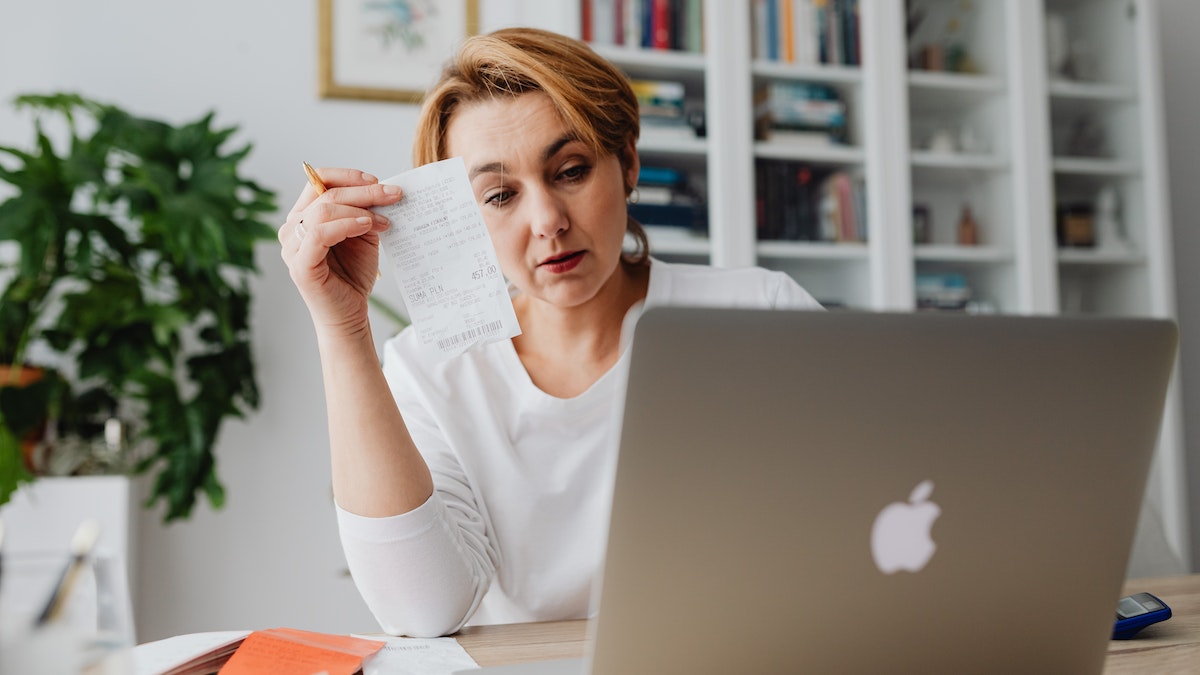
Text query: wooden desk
456 575 1200 673
457 620 588 667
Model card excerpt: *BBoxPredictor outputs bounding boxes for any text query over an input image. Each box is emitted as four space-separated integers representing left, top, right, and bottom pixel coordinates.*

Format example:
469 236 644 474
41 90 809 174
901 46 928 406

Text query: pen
302 161 327 195
35 519 101 627
302 162 382 279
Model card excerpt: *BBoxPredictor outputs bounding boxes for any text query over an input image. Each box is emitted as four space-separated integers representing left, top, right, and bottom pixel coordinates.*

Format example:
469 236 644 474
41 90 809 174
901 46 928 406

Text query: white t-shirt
336 259 822 636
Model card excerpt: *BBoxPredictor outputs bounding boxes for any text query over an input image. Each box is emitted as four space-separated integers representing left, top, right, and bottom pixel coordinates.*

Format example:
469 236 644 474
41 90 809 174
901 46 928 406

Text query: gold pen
302 162 382 279
302 161 327 195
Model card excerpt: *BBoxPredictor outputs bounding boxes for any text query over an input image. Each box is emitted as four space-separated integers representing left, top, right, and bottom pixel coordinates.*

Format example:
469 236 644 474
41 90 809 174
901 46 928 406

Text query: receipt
373 157 521 361
354 634 478 675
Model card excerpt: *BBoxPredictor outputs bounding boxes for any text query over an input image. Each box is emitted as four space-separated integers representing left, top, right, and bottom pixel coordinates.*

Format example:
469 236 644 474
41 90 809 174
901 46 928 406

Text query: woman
279 27 821 637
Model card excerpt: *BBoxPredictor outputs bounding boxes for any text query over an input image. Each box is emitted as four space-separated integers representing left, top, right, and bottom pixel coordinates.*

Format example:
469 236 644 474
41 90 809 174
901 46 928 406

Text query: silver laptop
463 308 1177 674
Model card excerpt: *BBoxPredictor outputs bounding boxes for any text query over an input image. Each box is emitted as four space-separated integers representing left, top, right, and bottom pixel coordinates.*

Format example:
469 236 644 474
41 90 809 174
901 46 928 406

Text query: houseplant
0 92 277 520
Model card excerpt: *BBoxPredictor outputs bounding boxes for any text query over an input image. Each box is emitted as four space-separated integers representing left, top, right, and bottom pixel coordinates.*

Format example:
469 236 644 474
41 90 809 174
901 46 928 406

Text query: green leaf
0 423 34 505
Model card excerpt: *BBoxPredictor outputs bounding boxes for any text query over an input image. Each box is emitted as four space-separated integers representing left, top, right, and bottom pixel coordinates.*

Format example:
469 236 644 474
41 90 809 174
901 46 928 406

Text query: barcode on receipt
437 320 506 351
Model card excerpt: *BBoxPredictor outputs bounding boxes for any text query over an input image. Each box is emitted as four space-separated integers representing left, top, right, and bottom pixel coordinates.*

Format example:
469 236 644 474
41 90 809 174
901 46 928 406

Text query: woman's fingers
297 213 387 252
282 183 402 235
319 182 405 209
286 167 402 214
288 167 376 210
279 178 399 244
281 205 389 251
308 167 379 190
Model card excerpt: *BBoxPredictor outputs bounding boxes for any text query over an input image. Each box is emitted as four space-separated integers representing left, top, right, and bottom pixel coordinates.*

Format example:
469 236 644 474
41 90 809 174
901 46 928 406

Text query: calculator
1113 592 1172 639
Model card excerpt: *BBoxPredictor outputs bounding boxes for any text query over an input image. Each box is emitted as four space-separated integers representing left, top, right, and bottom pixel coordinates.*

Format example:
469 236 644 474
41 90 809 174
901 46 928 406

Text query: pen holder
0 550 135 673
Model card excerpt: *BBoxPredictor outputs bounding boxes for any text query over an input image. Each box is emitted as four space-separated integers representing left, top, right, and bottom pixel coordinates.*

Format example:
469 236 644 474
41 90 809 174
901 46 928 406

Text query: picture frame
318 0 480 103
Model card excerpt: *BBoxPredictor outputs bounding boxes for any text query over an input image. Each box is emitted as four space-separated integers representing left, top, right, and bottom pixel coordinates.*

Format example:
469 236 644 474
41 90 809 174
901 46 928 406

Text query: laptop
461 307 1178 674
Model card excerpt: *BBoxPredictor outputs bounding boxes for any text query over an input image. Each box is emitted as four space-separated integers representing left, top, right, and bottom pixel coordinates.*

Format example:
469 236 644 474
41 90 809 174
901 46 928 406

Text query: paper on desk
354 634 479 675
374 157 521 362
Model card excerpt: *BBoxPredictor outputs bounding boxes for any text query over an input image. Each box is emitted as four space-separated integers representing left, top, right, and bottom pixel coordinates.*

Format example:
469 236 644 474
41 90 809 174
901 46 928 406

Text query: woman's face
446 92 638 311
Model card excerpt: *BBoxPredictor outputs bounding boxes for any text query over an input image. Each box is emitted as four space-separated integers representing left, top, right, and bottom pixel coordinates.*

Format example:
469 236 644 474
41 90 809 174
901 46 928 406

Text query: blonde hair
414 27 649 265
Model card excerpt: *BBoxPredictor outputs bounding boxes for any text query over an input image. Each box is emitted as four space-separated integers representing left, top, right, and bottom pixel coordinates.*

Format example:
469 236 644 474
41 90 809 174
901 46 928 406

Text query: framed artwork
319 0 480 103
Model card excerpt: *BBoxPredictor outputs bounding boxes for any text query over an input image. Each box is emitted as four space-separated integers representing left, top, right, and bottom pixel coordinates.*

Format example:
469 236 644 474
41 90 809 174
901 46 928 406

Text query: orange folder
218 627 384 675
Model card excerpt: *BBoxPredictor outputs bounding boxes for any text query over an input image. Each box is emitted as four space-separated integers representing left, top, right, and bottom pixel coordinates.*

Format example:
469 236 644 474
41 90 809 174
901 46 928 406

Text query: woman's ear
622 137 641 195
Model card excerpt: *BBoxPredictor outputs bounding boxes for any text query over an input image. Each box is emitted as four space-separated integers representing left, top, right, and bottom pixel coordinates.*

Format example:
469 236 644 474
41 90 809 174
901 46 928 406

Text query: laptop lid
585 307 1177 674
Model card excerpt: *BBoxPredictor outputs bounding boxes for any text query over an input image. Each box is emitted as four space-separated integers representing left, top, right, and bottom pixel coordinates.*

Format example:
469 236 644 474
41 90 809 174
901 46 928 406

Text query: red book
615 0 625 44
652 0 671 49
582 0 593 41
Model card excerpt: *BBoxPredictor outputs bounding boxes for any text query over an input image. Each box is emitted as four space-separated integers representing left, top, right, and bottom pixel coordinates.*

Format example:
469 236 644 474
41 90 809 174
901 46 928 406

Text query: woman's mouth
539 250 585 274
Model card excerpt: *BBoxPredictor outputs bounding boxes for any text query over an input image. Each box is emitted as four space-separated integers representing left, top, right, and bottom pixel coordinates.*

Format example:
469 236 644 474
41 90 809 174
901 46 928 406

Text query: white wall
3 0 1198 644
1160 0 1200 571
0 0 574 641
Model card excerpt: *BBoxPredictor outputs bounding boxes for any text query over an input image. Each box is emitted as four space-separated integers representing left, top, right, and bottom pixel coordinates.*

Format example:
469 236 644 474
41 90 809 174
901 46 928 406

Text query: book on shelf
756 161 865 242
631 165 706 233
818 171 865 243
752 0 859 66
768 97 846 127
638 165 685 186
630 78 701 140
581 0 704 53
651 0 671 49
629 203 705 231
754 81 847 143
915 273 973 312
636 184 676 205
630 79 685 119
763 127 839 146
641 118 699 141
757 160 809 240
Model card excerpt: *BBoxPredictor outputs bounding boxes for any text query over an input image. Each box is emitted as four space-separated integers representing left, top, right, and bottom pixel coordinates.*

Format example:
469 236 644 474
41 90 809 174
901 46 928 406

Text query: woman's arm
280 168 496 634
335 335 501 636
278 167 431 516
317 329 434 516
338 493 492 636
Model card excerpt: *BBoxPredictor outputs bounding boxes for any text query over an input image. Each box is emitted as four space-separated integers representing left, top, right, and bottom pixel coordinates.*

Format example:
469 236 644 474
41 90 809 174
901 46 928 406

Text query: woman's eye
560 164 591 182
484 189 514 207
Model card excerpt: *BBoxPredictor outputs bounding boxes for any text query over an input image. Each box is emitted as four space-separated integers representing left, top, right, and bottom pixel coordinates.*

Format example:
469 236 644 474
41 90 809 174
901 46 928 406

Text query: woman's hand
279 167 403 338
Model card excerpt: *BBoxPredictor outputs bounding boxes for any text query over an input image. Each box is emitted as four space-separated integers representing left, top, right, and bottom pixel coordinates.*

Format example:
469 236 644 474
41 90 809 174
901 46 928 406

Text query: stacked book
915 273 973 312
754 81 848 146
629 165 706 234
630 79 696 140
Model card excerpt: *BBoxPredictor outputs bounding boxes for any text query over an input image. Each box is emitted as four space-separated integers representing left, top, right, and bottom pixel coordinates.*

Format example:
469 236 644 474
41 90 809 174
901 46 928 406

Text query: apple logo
871 479 941 574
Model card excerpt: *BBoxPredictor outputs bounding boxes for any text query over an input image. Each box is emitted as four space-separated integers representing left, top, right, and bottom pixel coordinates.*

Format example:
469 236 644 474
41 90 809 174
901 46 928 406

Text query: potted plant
0 92 277 520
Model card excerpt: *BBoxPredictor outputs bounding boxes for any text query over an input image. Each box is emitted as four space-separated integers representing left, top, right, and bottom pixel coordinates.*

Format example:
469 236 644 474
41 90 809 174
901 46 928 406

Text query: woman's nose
527 187 569 239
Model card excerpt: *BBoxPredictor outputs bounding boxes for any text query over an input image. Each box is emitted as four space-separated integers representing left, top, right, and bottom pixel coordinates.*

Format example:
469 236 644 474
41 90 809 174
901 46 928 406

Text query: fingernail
375 214 390 227
382 184 402 195
362 172 378 183
356 216 372 225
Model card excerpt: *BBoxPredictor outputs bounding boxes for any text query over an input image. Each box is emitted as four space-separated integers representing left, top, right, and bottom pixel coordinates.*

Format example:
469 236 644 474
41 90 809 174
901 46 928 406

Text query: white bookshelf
580 0 1186 568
